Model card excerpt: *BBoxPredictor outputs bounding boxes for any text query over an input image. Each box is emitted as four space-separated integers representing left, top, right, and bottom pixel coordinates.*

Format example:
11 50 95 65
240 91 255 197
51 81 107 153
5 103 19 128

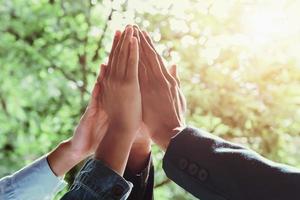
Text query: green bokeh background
1 0 300 199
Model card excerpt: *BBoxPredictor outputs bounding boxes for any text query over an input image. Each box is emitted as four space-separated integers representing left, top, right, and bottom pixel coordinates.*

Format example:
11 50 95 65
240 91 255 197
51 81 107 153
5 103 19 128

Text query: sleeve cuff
2 156 67 200
71 158 133 199
124 153 152 187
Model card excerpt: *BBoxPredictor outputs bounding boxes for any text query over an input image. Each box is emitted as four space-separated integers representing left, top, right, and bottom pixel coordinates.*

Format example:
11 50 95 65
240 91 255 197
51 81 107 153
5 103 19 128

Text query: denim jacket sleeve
0 156 67 200
60 158 133 200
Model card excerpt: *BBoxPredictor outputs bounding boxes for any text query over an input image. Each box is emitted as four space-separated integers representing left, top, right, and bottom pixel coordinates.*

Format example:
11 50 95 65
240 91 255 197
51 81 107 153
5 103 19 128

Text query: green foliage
1 0 300 199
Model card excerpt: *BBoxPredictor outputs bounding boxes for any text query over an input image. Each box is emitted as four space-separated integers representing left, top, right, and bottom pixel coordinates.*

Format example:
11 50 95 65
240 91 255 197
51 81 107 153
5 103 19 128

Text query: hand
100 27 141 133
138 29 186 150
124 27 152 174
69 75 108 159
47 62 109 176
95 25 142 175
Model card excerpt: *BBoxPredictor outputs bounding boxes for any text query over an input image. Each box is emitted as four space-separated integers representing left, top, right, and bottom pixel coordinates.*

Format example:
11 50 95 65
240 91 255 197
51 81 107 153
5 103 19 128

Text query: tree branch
92 4 114 62
0 93 9 117
154 178 171 188
51 63 90 95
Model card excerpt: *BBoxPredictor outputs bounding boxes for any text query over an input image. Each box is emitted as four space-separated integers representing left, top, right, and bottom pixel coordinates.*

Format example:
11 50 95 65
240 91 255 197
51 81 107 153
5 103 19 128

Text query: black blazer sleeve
163 126 300 200
124 155 154 200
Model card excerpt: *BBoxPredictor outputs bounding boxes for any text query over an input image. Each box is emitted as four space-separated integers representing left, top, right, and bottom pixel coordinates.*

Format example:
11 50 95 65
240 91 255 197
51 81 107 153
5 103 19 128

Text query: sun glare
241 5 300 45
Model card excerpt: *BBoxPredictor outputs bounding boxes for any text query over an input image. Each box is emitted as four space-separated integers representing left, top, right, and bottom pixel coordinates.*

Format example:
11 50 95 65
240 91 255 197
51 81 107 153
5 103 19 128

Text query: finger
168 64 185 113
116 26 133 78
92 64 106 101
133 25 141 43
127 37 139 80
106 31 121 76
142 31 177 86
139 29 165 80
138 62 148 85
110 29 127 77
91 81 100 100
168 64 180 87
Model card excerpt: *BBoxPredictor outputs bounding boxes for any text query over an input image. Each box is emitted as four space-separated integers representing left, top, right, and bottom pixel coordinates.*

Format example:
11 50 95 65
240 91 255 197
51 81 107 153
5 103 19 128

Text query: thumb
92 64 106 100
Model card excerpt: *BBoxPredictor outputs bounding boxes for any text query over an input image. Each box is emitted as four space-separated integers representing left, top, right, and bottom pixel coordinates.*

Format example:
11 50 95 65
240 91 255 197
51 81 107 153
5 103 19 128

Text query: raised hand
138 29 186 151
95 25 142 175
68 68 108 158
47 56 109 177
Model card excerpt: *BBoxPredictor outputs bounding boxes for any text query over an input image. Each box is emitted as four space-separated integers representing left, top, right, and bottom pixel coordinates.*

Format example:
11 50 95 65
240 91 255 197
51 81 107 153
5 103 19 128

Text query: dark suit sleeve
163 126 300 200
124 155 154 200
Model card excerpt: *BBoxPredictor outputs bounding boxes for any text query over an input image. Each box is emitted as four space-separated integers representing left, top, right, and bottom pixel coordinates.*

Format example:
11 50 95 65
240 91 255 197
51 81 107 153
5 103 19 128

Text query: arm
163 127 300 200
0 80 107 200
139 30 300 200
0 157 66 200
61 25 142 200
94 25 141 175
121 26 154 200
0 31 110 200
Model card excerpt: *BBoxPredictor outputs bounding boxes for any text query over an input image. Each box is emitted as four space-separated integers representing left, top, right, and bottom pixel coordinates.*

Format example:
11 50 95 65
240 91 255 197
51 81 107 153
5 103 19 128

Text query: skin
47 28 151 177
137 28 187 151
94 25 144 175
47 25 184 177
47 64 109 177
126 26 152 173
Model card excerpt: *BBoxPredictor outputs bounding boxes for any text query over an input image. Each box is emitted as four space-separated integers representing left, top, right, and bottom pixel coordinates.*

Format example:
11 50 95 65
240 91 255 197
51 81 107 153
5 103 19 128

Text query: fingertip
115 30 121 36
126 25 133 33
114 30 121 41
142 30 149 38
172 64 177 72
100 64 107 71
133 27 139 39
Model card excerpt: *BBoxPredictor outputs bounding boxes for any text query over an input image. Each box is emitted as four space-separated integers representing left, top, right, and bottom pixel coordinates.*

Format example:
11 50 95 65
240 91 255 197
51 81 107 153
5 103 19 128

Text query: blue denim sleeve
61 158 133 200
0 156 67 200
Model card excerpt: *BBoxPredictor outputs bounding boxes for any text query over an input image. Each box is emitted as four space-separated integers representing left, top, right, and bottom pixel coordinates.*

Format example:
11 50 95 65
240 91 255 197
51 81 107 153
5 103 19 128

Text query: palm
71 82 108 157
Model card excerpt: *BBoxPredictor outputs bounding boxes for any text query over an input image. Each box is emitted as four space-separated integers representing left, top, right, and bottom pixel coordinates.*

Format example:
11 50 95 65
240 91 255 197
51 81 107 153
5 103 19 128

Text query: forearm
95 127 137 175
0 156 66 200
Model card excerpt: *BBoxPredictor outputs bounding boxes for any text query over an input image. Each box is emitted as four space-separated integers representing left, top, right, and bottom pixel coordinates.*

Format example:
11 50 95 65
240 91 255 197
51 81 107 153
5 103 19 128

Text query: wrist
67 140 88 162
131 138 151 155
108 118 141 135
47 140 83 177
94 127 138 175
154 126 184 151
127 142 151 173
